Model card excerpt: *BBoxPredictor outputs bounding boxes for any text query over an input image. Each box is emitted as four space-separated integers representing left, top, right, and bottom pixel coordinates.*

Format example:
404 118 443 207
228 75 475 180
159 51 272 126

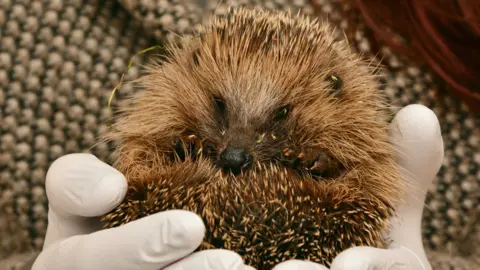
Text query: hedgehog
101 6 405 269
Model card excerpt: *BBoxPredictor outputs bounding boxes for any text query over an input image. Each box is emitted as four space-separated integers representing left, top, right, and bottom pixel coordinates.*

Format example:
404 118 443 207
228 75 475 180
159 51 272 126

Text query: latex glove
272 104 444 270
31 153 254 270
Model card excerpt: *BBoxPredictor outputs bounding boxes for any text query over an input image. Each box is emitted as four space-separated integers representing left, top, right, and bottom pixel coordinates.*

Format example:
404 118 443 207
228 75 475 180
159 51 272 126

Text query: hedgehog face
113 10 389 181
107 7 399 199
109 7 397 189
169 71 349 179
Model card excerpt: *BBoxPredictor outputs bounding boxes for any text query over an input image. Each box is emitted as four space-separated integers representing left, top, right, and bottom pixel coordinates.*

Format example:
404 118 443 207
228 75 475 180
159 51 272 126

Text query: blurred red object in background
325 0 480 113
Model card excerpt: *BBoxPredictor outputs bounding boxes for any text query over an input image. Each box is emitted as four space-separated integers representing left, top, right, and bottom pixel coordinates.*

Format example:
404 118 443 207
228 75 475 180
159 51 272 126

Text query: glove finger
33 210 205 270
43 153 128 247
272 260 329 270
329 246 425 270
163 249 253 270
46 153 127 218
387 104 442 269
389 104 444 191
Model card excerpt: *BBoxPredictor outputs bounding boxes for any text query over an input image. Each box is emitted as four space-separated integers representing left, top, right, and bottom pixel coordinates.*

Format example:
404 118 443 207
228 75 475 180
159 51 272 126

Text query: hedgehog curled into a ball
101 6 405 269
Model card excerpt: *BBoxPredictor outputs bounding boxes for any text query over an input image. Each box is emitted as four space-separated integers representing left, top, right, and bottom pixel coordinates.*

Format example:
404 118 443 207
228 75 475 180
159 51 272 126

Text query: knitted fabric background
0 0 478 269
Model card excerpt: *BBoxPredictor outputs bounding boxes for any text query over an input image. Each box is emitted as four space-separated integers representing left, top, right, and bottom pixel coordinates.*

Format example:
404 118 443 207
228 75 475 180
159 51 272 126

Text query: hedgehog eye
274 105 291 121
326 74 343 94
213 95 228 125
214 96 226 115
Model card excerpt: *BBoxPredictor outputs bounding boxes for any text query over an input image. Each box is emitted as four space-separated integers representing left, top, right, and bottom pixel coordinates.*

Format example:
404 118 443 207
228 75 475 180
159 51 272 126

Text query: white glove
31 154 254 270
273 104 444 270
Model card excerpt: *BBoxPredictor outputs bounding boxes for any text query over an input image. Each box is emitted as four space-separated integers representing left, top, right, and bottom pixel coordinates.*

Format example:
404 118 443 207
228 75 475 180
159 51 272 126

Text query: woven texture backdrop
0 0 479 269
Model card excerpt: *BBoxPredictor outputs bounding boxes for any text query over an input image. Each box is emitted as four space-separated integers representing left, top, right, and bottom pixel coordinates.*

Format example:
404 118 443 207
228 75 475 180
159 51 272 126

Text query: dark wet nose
219 147 252 174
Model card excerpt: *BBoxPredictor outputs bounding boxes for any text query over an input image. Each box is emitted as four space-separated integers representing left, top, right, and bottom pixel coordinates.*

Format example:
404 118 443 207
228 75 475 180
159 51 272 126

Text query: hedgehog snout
218 146 253 175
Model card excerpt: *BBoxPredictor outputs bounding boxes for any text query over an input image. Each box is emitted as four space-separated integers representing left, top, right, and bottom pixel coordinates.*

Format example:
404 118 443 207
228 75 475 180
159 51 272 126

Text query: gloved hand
31 154 254 270
273 104 444 270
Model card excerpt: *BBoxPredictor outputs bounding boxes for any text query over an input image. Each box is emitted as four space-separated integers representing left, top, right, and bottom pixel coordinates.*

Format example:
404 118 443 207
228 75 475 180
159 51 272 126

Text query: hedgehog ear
325 74 343 96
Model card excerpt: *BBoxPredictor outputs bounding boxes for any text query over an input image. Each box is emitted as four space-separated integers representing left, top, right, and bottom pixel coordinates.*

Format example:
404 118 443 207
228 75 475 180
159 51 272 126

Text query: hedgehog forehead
204 6 338 62
184 9 347 95
205 73 287 124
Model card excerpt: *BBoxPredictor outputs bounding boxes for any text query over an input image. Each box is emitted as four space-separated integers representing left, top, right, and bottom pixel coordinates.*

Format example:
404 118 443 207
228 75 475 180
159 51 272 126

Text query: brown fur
101 7 404 269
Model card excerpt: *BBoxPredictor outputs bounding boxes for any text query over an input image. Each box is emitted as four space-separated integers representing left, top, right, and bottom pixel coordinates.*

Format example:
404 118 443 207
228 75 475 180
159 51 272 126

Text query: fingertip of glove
45 153 97 209
83 210 206 268
391 104 441 141
88 172 128 216
389 104 444 184
272 260 329 270
147 210 206 251
46 154 96 186
329 247 380 270
163 249 248 270
171 210 206 246
45 153 129 217
198 249 245 270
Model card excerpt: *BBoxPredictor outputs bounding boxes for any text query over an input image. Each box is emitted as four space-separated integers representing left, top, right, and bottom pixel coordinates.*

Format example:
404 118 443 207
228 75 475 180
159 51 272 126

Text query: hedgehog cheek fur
101 6 404 270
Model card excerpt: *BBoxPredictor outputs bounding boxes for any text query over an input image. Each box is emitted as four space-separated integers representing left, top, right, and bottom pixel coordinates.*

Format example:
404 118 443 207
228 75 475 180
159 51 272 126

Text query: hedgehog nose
219 147 252 174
